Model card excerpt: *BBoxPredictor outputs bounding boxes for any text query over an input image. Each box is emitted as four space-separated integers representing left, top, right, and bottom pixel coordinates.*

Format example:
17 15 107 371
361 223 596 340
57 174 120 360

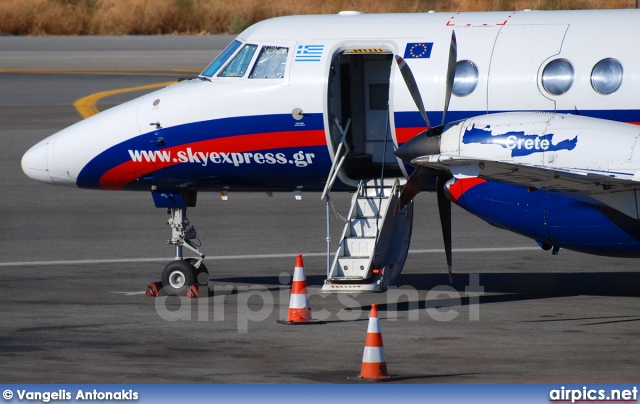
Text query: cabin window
452 60 478 97
219 44 258 77
201 40 242 77
591 58 623 95
542 59 574 95
249 46 289 79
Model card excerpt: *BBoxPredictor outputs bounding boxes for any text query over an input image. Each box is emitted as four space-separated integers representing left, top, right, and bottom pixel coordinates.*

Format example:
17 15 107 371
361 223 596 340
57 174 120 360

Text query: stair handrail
321 117 351 202
322 117 352 279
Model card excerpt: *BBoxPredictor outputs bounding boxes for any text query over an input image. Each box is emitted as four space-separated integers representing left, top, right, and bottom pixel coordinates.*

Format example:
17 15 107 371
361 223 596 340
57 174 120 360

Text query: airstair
321 178 413 292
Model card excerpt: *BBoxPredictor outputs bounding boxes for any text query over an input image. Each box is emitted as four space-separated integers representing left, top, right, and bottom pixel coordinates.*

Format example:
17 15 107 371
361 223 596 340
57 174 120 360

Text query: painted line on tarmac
0 68 199 76
111 291 148 296
73 81 175 118
3 68 196 118
0 247 540 268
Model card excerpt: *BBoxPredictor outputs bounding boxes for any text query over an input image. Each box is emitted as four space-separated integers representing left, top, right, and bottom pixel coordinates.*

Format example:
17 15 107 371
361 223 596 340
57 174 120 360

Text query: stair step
363 178 400 188
343 237 376 256
362 187 393 197
337 257 371 277
349 219 378 238
325 276 369 281
356 198 388 218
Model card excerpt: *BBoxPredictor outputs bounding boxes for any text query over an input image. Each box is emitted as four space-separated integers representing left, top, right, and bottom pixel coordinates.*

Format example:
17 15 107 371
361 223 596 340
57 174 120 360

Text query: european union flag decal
403 43 433 59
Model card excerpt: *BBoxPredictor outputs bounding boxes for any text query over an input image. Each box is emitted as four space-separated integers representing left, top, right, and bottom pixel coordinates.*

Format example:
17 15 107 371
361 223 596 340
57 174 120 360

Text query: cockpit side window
201 40 242 77
249 46 289 79
219 44 258 77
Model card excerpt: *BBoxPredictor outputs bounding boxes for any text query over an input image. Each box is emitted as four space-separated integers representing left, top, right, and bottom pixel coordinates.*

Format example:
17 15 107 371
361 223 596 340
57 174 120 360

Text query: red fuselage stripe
99 129 326 190
396 127 426 144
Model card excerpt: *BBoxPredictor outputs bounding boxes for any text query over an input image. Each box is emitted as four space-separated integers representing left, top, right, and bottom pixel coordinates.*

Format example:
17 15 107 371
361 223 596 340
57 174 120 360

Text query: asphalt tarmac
0 36 638 384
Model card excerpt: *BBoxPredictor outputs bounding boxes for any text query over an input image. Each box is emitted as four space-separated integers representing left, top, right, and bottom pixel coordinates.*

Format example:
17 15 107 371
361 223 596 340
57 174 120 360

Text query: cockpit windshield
218 44 258 77
200 39 242 77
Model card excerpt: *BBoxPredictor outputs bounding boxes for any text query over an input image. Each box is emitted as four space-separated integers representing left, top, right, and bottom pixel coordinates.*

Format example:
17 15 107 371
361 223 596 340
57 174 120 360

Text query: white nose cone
21 142 52 184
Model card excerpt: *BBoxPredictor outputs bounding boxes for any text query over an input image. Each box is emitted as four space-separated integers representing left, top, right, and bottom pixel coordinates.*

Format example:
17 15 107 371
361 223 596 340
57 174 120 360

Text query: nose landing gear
147 191 208 297
161 206 208 295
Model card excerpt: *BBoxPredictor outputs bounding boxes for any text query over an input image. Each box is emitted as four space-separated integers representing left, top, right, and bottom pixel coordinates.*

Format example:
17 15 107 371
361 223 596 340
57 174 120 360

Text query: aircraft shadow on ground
214 271 640 298
210 272 640 321
396 271 640 297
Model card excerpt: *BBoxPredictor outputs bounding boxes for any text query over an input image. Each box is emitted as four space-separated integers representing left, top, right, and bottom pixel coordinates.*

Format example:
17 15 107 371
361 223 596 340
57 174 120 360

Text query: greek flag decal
295 44 324 62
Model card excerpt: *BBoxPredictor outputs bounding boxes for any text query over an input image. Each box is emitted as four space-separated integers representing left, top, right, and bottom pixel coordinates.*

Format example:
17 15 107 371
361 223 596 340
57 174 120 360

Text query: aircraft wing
412 154 640 195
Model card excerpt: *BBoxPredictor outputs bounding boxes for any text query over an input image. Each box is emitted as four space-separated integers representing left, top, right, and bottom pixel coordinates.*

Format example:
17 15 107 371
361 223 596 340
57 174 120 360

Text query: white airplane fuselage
21 9 640 260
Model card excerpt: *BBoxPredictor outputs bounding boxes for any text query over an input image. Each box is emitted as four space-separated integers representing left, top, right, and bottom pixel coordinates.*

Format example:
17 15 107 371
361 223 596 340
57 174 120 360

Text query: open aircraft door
326 45 404 184
323 44 416 293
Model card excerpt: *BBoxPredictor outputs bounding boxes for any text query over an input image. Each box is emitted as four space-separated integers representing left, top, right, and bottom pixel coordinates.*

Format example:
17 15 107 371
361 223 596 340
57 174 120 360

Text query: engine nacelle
440 112 640 174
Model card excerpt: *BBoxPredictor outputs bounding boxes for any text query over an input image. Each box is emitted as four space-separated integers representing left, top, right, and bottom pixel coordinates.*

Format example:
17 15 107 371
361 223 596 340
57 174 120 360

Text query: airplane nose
21 142 52 184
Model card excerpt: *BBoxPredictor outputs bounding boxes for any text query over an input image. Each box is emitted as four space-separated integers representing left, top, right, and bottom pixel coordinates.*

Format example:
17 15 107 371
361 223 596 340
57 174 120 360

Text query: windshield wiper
177 76 211 82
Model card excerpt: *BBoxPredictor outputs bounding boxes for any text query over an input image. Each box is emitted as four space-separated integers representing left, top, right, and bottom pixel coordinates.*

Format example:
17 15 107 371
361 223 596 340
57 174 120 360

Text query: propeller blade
395 55 430 129
394 34 457 283
397 166 433 211
442 30 457 126
436 174 453 283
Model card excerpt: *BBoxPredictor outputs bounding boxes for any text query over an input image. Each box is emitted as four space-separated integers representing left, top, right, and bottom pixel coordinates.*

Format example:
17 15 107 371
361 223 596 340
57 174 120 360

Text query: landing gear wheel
186 258 209 286
161 260 196 295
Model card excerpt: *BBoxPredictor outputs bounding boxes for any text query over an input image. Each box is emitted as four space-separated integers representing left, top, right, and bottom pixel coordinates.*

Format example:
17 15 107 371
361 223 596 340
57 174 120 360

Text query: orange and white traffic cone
282 254 313 323
359 304 389 379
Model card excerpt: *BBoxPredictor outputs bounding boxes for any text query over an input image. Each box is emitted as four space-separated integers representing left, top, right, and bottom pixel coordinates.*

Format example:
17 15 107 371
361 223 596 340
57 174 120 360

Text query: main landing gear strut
148 191 209 296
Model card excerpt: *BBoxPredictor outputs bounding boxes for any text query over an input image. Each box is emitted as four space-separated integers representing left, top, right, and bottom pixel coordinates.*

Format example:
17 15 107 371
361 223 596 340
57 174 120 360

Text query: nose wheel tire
161 260 196 295
186 258 209 286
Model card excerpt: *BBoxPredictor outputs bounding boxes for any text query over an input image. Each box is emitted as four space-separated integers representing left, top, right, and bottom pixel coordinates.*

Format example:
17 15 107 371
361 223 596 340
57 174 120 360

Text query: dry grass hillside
0 0 635 35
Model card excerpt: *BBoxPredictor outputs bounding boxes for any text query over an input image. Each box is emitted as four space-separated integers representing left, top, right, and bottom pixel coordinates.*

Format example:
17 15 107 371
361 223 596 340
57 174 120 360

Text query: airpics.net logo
549 386 638 403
